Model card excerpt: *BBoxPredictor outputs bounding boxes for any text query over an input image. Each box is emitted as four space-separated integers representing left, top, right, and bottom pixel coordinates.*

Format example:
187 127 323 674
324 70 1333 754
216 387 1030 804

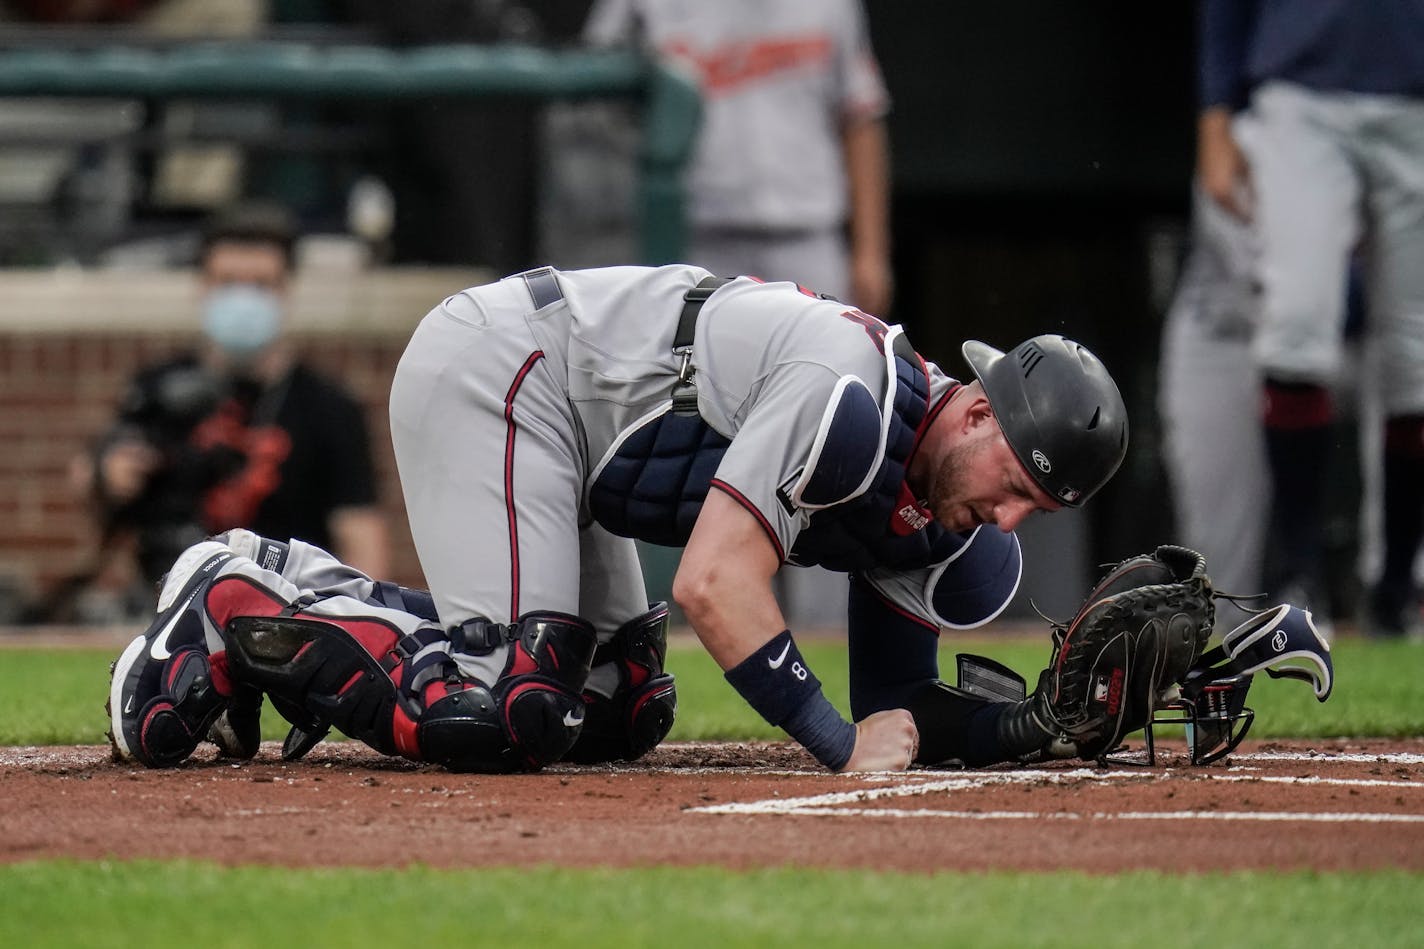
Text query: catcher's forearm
675 492 854 769
725 629 856 770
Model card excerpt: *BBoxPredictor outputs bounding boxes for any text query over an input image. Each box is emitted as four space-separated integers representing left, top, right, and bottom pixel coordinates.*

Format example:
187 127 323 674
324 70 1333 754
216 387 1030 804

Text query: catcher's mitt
1033 545 1215 761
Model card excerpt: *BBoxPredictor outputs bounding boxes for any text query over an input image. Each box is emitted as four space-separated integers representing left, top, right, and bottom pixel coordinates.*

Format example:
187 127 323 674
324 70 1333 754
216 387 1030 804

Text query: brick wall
0 331 428 607
0 267 488 618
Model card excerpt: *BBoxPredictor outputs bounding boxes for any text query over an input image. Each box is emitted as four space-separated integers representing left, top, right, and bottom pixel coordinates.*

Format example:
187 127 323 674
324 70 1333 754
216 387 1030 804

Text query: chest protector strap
588 276 736 544
671 276 734 416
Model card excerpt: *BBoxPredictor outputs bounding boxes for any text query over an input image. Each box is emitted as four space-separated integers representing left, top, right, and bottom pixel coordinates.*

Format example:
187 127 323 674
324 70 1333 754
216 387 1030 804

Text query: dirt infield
3 737 1423 873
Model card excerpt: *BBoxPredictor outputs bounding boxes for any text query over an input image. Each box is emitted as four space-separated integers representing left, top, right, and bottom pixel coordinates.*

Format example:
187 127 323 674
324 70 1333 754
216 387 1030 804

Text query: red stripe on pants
503 351 546 621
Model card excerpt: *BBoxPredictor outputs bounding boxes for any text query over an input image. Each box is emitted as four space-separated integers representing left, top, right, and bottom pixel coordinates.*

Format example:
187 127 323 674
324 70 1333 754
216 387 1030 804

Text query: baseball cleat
107 540 236 767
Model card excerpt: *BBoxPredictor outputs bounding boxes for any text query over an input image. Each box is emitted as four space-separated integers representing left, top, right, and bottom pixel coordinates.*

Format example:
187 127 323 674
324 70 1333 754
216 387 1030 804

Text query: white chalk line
689 769 1422 816
690 804 1424 824
686 756 1424 822
1237 750 1424 765
628 746 1424 776
1204 773 1424 790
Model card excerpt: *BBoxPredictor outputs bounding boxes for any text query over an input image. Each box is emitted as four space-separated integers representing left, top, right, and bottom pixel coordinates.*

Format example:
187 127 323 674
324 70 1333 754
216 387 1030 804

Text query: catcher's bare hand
840 708 918 773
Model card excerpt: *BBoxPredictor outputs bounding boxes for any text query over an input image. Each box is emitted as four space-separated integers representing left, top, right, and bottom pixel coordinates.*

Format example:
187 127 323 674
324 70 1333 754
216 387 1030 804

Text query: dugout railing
0 41 700 263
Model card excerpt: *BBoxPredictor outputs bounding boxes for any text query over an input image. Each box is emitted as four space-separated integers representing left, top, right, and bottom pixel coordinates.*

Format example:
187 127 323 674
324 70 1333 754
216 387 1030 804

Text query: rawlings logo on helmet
960 335 1128 509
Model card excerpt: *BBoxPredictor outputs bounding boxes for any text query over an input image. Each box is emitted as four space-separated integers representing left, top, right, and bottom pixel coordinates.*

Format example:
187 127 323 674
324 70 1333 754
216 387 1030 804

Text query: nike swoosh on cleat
149 588 202 661
767 640 792 670
562 709 585 727
124 695 135 715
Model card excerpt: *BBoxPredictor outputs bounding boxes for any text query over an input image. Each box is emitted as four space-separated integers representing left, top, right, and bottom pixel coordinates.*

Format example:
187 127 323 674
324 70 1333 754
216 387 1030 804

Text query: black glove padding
1036 545 1216 760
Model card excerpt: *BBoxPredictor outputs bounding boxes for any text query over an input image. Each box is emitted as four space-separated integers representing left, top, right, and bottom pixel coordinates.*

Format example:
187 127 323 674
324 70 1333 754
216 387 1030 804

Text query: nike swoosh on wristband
767 640 792 670
563 709 585 727
149 588 202 661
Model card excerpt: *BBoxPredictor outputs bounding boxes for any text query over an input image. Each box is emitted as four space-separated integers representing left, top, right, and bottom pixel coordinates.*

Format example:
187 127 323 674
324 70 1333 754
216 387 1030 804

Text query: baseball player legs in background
1198 0 1424 636
1159 185 1270 630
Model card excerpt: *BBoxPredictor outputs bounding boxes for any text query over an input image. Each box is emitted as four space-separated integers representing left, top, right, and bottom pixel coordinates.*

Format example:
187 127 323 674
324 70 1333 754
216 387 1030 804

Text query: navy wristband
724 630 857 770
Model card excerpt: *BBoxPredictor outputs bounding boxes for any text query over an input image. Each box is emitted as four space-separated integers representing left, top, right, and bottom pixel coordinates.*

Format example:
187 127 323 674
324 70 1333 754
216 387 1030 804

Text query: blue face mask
201 284 283 360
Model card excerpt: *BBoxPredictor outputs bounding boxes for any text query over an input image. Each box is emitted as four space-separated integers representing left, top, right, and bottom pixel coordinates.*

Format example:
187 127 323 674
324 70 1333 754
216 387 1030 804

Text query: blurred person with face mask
60 203 388 622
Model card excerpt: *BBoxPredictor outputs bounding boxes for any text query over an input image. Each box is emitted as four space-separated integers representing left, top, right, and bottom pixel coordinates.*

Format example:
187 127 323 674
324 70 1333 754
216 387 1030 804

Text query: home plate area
670 741 1424 872
2 738 1423 872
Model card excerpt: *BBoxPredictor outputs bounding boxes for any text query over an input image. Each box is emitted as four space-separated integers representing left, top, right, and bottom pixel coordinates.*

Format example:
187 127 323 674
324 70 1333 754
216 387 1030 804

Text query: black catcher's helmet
961 335 1128 507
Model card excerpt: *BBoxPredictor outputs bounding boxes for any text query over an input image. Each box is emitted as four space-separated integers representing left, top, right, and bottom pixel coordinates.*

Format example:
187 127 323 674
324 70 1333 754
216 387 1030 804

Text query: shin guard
437 611 599 772
564 603 678 764
224 613 428 760
224 601 598 772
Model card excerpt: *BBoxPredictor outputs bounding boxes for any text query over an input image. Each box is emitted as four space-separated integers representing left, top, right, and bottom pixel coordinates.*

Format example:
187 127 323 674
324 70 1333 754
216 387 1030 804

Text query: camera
100 364 247 585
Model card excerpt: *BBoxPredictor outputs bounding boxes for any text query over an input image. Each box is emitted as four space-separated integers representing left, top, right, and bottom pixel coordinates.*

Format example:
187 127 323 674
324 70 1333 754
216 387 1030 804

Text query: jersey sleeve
1199 0 1259 110
707 360 847 563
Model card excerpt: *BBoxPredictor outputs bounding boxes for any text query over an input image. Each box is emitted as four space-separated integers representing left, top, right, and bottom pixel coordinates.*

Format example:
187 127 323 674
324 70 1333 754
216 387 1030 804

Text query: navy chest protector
588 324 953 572
587 406 731 548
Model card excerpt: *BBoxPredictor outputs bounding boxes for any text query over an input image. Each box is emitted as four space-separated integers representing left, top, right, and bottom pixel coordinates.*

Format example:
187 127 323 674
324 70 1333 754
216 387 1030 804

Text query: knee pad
565 675 677 765
564 603 678 764
425 610 598 772
419 674 587 773
489 610 599 693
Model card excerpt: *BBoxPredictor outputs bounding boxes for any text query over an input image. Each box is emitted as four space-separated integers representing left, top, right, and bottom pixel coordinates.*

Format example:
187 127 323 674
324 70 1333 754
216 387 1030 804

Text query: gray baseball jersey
584 0 890 232
387 265 1020 682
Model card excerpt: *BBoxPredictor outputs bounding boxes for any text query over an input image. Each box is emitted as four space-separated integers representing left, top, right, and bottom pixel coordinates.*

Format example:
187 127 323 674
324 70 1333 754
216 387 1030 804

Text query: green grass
2 634 1422 746
3 638 1421 946
2 861 1421 949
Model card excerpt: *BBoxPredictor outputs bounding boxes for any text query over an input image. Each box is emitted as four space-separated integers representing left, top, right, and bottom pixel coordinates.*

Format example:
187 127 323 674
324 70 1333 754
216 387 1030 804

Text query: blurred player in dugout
61 203 388 622
580 0 893 627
